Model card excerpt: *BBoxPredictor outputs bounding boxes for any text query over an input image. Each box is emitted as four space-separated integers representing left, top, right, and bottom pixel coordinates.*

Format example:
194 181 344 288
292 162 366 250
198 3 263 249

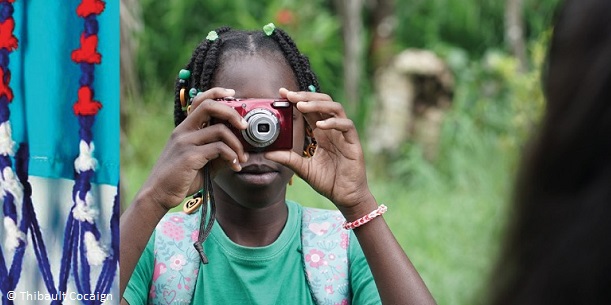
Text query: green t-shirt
124 201 381 304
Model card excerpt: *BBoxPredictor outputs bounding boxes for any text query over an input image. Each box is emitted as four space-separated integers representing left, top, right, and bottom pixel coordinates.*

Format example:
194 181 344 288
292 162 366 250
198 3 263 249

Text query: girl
120 24 435 305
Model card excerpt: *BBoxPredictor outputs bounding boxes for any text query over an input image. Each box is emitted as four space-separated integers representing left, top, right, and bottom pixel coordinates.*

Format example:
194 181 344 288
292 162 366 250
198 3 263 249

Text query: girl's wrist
337 193 378 223
133 185 174 218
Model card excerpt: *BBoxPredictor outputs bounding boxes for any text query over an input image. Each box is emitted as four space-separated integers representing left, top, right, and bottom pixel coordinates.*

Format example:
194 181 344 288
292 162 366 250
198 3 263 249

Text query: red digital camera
213 97 293 152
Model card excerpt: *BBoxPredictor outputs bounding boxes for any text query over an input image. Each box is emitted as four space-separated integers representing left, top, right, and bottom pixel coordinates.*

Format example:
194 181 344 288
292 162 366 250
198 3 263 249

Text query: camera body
213 97 293 152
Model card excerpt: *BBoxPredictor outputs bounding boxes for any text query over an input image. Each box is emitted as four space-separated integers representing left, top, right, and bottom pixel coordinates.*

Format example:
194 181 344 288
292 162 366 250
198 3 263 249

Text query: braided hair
173 26 320 127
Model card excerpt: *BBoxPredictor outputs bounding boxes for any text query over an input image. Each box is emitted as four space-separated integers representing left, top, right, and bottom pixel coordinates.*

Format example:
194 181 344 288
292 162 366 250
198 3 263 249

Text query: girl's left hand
265 88 377 220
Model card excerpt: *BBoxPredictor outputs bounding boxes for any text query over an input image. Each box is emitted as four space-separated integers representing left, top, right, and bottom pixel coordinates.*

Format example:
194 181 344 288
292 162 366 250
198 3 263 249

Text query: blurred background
121 0 560 304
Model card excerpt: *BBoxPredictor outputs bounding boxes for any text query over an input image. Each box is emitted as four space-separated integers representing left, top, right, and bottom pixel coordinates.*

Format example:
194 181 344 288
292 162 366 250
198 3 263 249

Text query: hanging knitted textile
0 0 119 304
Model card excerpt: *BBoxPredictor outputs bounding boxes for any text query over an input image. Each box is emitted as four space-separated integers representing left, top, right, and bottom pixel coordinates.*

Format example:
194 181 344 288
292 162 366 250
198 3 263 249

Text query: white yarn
72 191 98 223
0 121 16 156
84 231 108 266
4 217 26 252
0 167 23 209
74 140 98 173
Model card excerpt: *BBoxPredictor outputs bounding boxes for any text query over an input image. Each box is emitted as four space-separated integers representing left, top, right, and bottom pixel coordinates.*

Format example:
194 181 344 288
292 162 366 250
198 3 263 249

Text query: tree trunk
367 0 396 70
505 0 527 72
336 0 364 117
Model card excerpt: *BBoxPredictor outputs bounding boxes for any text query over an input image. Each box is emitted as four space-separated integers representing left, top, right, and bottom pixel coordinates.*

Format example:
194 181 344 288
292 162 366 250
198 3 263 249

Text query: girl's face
209 52 304 208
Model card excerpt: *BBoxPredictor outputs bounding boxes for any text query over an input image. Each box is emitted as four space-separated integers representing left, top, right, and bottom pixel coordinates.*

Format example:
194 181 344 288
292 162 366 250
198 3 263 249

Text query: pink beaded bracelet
342 204 388 230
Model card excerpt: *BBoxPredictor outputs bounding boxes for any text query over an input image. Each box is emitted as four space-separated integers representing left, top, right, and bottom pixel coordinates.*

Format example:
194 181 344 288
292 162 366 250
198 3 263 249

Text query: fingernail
243 152 249 162
232 159 242 171
241 118 248 126
225 88 235 93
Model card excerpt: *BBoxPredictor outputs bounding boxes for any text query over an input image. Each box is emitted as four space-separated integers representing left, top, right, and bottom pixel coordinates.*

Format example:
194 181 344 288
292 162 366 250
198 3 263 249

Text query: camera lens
258 123 270 133
242 109 280 147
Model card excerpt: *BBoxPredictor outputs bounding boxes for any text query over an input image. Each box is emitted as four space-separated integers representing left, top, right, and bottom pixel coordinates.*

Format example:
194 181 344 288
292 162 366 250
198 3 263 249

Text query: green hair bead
206 31 218 41
263 23 276 36
308 85 316 92
179 69 191 80
189 88 198 98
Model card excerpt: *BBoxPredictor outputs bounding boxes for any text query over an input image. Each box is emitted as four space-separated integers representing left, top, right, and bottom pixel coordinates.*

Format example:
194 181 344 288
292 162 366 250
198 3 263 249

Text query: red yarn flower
76 0 106 17
73 86 102 115
0 68 13 101
71 34 102 64
0 18 18 51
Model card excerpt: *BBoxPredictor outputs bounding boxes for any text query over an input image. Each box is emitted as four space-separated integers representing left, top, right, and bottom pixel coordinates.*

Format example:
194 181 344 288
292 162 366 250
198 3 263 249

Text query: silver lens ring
242 108 280 148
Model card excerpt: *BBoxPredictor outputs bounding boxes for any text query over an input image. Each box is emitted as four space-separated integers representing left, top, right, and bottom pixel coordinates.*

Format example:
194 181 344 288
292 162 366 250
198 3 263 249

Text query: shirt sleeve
123 231 156 305
348 231 382 305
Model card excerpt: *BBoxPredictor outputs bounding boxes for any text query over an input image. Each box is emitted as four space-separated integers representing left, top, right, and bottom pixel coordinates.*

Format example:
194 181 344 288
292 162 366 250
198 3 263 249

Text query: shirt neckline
209 200 301 261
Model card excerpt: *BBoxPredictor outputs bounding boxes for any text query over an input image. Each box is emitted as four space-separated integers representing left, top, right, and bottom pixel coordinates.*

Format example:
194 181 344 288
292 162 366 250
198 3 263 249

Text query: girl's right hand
139 87 249 211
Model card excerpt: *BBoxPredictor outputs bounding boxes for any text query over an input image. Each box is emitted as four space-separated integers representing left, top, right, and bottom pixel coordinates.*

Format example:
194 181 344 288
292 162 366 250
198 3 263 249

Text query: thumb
265 150 308 177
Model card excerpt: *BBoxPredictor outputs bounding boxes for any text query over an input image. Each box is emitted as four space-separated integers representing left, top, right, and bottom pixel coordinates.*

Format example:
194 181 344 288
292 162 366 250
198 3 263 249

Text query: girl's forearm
347 199 436 305
119 186 170 298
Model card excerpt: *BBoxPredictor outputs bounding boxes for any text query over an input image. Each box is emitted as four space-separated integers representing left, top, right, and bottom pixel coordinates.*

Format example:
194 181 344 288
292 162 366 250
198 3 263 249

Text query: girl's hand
265 88 377 220
140 88 248 211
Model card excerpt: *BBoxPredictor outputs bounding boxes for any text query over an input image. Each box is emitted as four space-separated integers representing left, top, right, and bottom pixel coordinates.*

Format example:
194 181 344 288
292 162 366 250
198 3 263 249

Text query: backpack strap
149 211 201 305
302 207 352 305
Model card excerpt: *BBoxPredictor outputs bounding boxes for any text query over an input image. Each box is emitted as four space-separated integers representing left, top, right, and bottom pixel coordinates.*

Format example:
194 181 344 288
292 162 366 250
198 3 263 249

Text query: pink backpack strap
302 207 352 304
149 212 201 305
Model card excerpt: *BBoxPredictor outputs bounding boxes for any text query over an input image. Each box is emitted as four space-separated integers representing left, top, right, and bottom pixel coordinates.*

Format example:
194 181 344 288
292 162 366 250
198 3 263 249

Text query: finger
316 118 360 144
182 98 248 132
190 124 249 163
190 87 235 110
190 141 243 172
280 88 333 103
296 100 347 119
264 150 309 178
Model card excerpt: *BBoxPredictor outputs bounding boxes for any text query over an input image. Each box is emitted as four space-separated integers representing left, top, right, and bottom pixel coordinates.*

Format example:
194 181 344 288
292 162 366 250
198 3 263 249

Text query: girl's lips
235 171 279 185
235 164 279 185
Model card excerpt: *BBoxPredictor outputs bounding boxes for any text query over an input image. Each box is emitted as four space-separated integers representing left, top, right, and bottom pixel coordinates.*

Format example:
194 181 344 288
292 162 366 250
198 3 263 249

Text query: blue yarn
0 155 11 170
0 98 9 126
94 187 119 302
77 116 96 144
56 215 76 298
84 16 98 37
0 2 12 22
0 50 8 68
79 63 95 86
28 214 58 296
1 192 14 215
71 224 86 300
2 70 8 85
73 171 95 201
0 247 9 304
7 145 28 289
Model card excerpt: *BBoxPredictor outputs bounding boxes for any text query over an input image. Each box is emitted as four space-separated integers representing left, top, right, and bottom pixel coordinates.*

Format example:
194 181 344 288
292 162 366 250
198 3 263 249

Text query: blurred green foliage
125 1 559 304
137 0 344 103
395 0 559 56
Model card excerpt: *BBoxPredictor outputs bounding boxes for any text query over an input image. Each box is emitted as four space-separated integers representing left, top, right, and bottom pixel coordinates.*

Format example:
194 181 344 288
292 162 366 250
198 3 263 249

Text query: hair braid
268 28 318 92
174 27 233 126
